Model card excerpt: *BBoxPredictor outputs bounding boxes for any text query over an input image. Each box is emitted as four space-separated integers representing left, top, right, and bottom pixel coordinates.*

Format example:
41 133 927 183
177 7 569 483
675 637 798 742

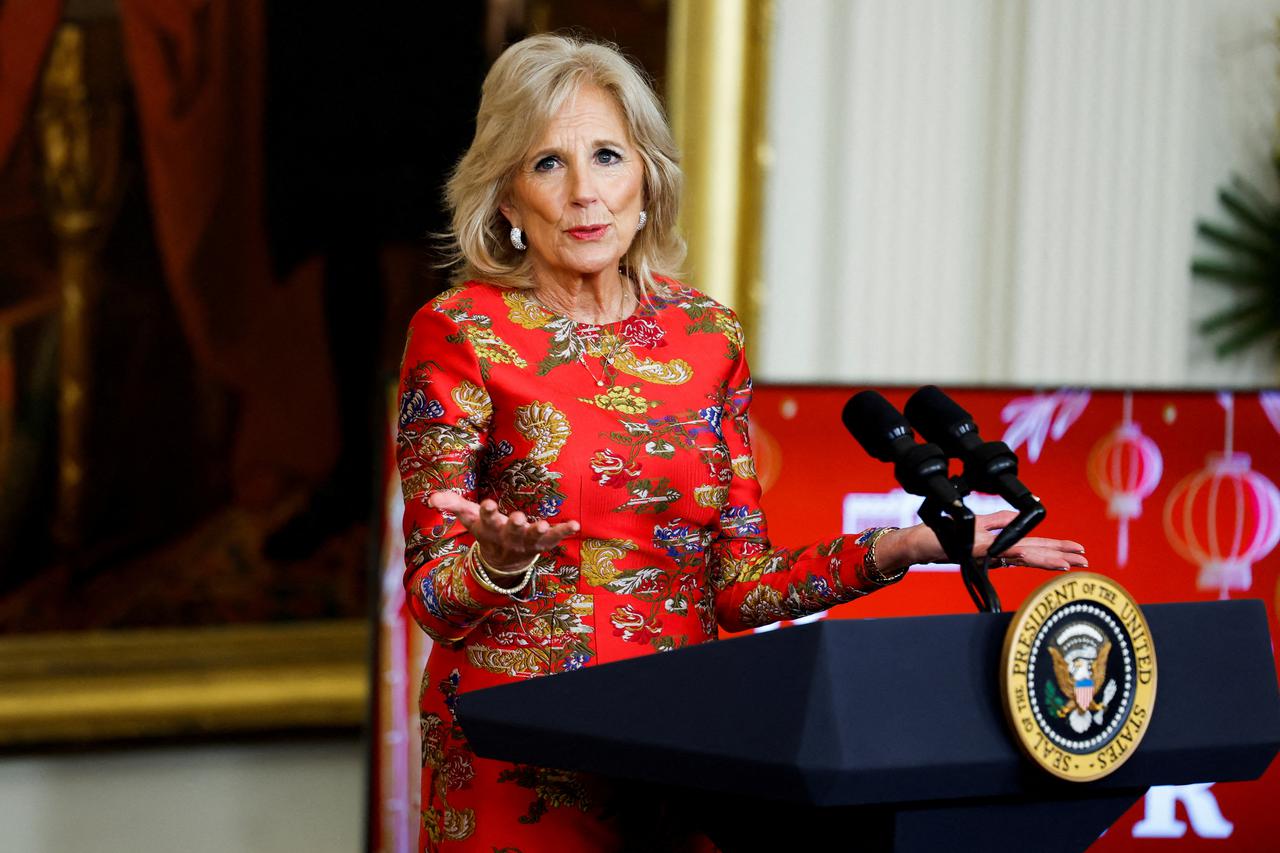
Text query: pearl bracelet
466 543 536 596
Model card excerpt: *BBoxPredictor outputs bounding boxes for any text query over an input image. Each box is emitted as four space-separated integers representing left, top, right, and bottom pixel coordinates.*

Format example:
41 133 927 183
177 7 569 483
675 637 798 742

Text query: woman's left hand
967 510 1087 570
875 510 1088 574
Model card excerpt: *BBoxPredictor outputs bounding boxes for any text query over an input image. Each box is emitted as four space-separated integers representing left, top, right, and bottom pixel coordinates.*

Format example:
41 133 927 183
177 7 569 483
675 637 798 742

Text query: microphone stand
915 491 999 613
901 385 1047 611
948 465 1047 614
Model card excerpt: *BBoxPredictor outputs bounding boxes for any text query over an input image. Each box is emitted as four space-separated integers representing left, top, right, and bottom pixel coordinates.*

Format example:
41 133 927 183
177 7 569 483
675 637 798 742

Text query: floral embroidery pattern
610 604 663 643
503 290 555 329
495 765 594 825
618 315 667 348
420 669 477 846
588 450 641 488
677 292 745 359
610 347 693 385
450 380 492 425
578 385 660 414
513 402 570 464
579 538 637 586
438 297 528 378
397 279 900 851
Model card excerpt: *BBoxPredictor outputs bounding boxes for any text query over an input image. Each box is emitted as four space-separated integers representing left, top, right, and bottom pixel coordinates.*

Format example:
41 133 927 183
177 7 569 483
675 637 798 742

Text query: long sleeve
708 320 903 632
397 302 527 643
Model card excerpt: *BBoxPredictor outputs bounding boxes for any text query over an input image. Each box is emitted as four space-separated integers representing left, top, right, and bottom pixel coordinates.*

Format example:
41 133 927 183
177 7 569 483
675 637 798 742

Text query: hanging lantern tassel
1088 422 1163 567
1164 452 1280 599
1117 516 1131 568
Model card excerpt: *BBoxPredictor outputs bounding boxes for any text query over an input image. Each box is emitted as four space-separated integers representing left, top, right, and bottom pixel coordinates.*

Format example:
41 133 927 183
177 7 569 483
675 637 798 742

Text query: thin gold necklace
532 281 637 387
574 324 629 387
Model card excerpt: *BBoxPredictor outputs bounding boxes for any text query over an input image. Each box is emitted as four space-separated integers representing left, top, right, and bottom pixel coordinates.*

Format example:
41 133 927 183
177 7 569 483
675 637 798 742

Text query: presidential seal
1000 572 1157 781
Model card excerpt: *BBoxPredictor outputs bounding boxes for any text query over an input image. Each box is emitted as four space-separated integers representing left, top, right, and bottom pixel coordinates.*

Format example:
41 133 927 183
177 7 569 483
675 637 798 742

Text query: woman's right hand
428 491 580 572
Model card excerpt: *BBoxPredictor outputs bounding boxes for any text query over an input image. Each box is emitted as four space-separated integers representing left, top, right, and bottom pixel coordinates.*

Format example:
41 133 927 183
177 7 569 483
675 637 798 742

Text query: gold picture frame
0 16 372 750
0 620 369 745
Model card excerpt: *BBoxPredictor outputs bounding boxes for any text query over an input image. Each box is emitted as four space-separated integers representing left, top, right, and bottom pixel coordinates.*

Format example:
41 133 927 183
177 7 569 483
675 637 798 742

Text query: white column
762 0 999 384
1011 0 1198 385
760 0 1278 388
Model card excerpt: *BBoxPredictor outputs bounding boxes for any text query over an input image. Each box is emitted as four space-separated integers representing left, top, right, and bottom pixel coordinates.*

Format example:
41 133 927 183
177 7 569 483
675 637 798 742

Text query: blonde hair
445 33 684 294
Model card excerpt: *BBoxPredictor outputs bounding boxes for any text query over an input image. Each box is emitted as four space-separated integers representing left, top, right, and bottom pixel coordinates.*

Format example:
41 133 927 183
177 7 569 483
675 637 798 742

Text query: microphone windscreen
904 385 974 449
842 390 911 463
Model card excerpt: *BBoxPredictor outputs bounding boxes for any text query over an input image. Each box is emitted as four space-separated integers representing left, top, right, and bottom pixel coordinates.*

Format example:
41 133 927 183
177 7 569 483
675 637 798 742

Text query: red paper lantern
1087 421 1163 567
1163 452 1280 598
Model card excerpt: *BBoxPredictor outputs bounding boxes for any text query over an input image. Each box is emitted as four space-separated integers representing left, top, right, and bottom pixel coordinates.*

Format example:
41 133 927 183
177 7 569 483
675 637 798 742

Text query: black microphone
904 385 1045 556
844 389 1003 611
841 390 966 511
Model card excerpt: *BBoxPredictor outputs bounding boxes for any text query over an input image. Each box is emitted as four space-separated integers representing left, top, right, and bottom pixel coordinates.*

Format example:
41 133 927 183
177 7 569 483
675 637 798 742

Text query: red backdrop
374 383 1280 851
746 385 1280 851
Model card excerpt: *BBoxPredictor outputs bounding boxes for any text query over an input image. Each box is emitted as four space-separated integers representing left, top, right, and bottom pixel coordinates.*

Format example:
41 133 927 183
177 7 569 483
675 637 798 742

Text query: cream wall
759 0 1280 387
0 738 363 853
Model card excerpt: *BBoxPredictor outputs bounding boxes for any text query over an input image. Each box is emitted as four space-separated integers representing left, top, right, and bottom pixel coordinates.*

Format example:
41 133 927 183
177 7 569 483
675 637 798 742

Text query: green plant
1192 173 1280 358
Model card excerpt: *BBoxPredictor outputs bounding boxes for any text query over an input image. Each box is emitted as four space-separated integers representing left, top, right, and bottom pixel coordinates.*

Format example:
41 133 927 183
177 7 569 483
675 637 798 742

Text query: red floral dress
397 280 899 852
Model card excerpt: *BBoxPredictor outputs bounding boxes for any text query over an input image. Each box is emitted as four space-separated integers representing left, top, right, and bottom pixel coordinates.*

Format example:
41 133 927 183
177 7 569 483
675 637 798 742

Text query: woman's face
501 84 645 287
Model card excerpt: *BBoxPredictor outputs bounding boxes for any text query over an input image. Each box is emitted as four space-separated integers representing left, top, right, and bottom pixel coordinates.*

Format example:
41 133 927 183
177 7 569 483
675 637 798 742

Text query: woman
397 33 1087 852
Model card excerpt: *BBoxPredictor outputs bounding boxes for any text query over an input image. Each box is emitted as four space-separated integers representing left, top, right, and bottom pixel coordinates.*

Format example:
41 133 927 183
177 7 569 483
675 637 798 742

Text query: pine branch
1191 259 1269 284
1192 172 1280 363
1218 185 1280 237
1199 299 1269 333
1196 221 1275 258
1214 315 1279 356
1230 174 1280 220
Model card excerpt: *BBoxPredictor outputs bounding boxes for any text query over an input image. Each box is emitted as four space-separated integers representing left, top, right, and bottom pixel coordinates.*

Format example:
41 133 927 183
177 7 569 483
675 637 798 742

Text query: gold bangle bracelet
467 543 535 596
862 526 907 586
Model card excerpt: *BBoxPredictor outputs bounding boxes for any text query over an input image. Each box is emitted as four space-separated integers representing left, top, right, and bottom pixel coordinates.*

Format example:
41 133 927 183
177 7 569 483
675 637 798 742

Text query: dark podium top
457 600 1280 851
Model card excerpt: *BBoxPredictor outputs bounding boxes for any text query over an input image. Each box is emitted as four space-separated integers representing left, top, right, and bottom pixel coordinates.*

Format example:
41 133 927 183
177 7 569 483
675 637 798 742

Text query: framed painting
0 9 397 744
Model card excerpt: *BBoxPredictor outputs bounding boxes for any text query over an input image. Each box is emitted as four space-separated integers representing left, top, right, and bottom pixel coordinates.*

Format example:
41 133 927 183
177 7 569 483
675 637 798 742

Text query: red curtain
0 0 63 173
116 0 337 502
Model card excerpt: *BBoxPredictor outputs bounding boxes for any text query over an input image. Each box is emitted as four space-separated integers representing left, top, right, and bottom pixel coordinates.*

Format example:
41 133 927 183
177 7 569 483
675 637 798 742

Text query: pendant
597 379 606 387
